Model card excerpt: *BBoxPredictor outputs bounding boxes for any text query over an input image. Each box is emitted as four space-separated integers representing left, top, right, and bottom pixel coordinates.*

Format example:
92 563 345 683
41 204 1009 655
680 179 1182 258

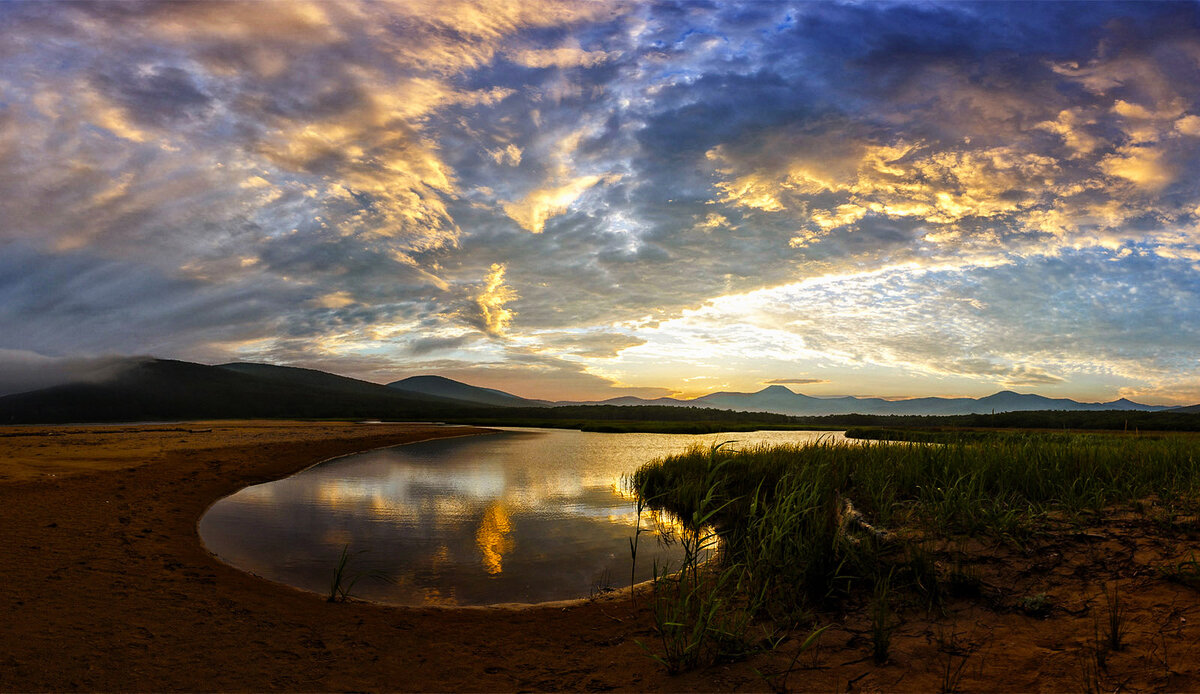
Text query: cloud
943 359 1065 387
93 64 214 130
497 121 622 233
475 263 518 336
388 349 675 401
0 350 148 397
1176 115 1200 137
763 378 829 385
509 45 614 69
4 0 1200 404
489 143 523 166
0 243 306 357
524 331 646 358
502 175 606 233
1099 145 1176 190
406 333 481 357
601 246 1200 399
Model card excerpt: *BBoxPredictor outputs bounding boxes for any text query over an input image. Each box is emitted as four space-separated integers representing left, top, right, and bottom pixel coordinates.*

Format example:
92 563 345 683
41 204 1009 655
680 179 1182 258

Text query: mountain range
0 357 1190 424
567 385 1174 417
384 376 1175 416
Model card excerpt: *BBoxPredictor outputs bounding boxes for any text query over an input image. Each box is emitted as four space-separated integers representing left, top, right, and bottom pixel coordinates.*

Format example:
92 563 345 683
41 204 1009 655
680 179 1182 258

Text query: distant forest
446 404 1200 433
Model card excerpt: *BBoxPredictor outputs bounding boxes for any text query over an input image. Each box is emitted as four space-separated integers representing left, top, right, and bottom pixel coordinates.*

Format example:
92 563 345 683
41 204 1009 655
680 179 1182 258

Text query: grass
328 545 359 602
1101 582 1128 652
1159 552 1200 590
327 545 387 603
1018 593 1052 618
627 433 1200 672
627 490 647 604
870 571 896 665
642 560 769 673
634 443 775 673
635 433 1200 542
934 624 973 693
1077 643 1104 694
756 625 830 693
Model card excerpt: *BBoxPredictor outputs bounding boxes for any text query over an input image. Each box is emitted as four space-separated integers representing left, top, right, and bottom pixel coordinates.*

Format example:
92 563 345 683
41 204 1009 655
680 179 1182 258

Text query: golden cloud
1099 145 1175 190
501 124 620 232
1036 108 1100 156
1175 115 1200 137
716 139 1063 236
502 174 605 233
477 263 517 336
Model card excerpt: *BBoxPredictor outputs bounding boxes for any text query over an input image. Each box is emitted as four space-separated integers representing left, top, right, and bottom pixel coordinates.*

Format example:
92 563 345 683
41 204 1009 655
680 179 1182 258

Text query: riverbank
0 422 675 691
2 421 1199 691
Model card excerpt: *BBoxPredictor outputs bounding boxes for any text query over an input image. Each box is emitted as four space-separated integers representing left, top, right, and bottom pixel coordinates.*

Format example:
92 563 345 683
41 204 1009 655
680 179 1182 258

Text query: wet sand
1 420 1199 691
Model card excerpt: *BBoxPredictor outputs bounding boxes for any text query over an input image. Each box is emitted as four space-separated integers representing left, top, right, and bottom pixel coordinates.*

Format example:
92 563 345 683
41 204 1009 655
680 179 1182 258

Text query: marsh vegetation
628 433 1200 679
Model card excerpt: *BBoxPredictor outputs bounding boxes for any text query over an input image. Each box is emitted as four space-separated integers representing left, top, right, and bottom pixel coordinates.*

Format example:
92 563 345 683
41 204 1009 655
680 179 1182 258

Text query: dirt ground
1 420 1199 691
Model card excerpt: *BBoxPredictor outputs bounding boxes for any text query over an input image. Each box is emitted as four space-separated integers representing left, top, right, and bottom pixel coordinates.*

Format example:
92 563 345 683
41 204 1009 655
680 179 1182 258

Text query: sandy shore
0 421 734 692
1 421 1199 691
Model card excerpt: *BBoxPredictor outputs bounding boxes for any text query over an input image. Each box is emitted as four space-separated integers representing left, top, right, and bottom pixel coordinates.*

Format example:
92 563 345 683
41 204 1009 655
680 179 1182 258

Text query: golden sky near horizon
1 1 1200 404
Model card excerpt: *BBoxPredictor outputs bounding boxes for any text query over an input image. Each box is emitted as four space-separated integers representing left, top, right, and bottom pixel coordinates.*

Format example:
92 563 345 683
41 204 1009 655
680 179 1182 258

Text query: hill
0 359 473 424
388 374 547 408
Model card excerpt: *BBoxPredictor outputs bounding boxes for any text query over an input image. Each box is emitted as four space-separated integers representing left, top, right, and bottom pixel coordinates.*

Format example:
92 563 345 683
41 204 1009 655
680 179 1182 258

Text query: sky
1 1 1199 404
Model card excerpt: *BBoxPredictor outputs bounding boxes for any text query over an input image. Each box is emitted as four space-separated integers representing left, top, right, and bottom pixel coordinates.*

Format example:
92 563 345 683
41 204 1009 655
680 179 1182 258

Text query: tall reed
629 434 1199 670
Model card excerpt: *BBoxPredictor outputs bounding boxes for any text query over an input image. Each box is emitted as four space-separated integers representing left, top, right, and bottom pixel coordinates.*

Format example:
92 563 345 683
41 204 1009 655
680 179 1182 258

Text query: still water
198 427 850 606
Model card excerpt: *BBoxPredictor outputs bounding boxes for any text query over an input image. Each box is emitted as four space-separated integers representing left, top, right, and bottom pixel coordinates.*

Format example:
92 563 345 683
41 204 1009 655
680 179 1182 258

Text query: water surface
199 427 849 606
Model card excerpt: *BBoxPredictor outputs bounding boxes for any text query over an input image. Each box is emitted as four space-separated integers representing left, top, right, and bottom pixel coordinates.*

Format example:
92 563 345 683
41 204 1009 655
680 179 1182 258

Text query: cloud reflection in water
199 428 850 605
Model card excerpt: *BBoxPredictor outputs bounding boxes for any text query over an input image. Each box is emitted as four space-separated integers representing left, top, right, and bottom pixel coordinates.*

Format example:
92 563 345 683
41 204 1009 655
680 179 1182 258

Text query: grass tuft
870 571 896 665
1018 593 1052 618
1101 582 1127 652
327 545 387 603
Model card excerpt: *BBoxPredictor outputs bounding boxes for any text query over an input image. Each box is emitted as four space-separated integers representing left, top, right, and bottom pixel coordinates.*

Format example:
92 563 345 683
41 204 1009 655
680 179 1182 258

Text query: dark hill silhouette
388 374 547 408
219 362 467 403
0 359 473 424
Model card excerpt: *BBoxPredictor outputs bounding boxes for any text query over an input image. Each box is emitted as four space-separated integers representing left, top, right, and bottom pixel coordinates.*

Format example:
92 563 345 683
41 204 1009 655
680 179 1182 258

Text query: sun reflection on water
475 502 514 575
